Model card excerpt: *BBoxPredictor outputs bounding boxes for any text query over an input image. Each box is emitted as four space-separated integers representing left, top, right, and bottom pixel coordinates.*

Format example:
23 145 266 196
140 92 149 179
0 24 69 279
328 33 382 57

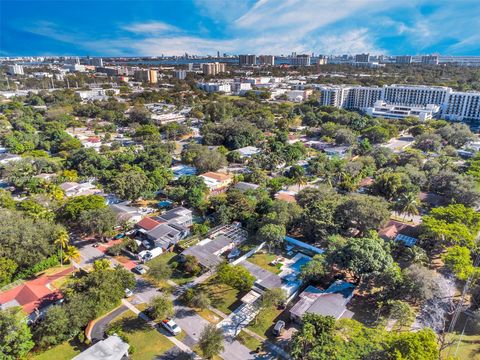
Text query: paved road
91 305 129 341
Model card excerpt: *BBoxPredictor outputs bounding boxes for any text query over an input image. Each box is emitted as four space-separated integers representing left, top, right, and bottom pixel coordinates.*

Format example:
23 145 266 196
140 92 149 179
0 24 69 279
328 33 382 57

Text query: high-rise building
202 62 226 76
421 55 439 65
134 69 158 84
355 53 370 63
91 58 104 67
239 54 257 66
396 55 412 64
258 55 275 66
291 54 311 66
174 70 187 80
6 64 24 75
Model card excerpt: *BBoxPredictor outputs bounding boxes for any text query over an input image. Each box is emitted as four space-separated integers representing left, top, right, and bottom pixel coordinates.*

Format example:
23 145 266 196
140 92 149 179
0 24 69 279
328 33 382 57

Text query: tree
335 128 357 145
335 194 390 236
436 123 475 148
0 257 17 287
332 236 395 285
414 132 442 152
402 264 439 302
257 223 286 252
182 144 227 173
291 314 336 360
394 191 420 221
54 228 69 267
109 168 150 201
0 189 15 209
381 300 415 330
129 105 152 124
63 245 80 264
261 288 286 308
62 195 107 221
33 305 71 348
216 263 255 292
0 307 34 359
299 254 328 283
385 328 439 360
190 291 211 310
288 165 307 190
93 259 111 271
77 207 116 236
149 295 174 320
148 261 172 281
362 126 390 144
198 324 224 359
183 255 201 276
373 172 413 201
442 246 475 281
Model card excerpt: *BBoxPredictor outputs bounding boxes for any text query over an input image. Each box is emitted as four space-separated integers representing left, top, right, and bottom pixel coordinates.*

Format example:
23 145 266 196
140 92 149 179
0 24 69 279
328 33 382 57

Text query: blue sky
1 0 479 56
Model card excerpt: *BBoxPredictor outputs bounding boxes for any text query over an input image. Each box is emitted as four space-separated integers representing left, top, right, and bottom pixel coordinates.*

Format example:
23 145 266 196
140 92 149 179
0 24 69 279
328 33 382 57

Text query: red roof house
0 267 74 315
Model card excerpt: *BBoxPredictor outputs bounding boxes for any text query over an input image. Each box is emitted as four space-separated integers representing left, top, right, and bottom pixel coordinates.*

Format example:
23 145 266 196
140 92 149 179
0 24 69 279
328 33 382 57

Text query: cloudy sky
1 0 479 56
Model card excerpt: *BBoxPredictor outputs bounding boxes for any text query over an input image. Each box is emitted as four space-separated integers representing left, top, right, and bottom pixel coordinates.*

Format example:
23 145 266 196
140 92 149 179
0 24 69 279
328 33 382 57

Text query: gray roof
182 235 232 268
240 260 282 291
234 182 260 192
158 206 191 221
146 223 180 241
73 335 129 360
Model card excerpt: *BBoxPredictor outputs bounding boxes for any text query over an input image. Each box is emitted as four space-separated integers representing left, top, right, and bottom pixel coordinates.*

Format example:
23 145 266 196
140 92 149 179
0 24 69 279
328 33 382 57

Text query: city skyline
1 0 480 57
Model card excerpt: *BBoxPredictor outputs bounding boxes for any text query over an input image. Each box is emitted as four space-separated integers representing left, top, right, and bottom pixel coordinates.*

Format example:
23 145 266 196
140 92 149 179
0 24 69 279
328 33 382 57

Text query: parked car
227 248 241 259
273 320 285 336
133 265 147 275
124 288 134 297
161 319 181 335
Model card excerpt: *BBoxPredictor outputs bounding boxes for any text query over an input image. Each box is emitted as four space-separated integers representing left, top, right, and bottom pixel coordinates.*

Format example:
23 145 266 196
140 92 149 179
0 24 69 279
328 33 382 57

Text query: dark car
273 320 285 336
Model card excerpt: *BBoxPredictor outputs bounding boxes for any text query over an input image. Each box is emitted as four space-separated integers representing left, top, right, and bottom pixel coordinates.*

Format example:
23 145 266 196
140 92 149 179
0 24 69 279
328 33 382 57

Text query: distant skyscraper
92 58 104 67
291 54 311 66
217 51 220 58
421 55 439 65
355 53 370 63
239 54 257 66
396 55 412 64
258 55 275 66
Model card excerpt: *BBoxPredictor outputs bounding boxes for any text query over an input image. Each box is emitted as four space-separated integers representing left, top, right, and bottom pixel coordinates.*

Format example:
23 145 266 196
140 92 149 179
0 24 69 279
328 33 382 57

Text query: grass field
31 340 84 360
247 252 282 274
441 313 480 360
247 306 285 338
237 331 263 351
109 310 174 360
198 278 243 315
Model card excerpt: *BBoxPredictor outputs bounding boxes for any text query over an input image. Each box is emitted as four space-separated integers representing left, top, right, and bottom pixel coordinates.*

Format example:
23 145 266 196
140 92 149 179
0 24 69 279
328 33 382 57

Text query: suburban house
0 267 73 323
379 220 419 247
199 172 234 194
109 202 144 225
60 181 102 197
236 146 261 158
73 335 129 360
181 223 247 268
170 164 197 179
234 181 260 192
275 190 297 203
290 280 356 322
135 207 193 250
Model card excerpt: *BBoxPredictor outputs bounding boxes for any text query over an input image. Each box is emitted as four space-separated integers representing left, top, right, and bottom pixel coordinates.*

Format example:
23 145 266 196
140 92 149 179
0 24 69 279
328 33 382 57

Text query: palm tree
55 229 69 266
396 192 420 221
63 245 81 265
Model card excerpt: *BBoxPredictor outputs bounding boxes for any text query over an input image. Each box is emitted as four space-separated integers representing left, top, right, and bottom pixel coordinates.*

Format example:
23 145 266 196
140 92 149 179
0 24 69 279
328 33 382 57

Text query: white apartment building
366 101 440 121
174 70 187 80
6 64 24 75
316 84 480 122
197 82 231 93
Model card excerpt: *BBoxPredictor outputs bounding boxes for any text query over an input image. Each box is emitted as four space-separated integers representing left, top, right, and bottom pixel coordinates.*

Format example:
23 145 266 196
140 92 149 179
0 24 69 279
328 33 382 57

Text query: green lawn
197 308 223 324
145 251 195 286
441 314 480 360
247 252 282 275
31 340 84 360
198 278 243 315
247 306 284 338
237 331 263 351
109 310 174 360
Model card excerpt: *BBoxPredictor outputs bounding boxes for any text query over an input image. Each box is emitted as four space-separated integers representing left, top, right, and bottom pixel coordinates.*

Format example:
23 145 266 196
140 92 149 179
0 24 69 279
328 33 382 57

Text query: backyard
30 340 85 360
107 310 174 360
247 305 286 338
246 252 282 275
145 251 195 288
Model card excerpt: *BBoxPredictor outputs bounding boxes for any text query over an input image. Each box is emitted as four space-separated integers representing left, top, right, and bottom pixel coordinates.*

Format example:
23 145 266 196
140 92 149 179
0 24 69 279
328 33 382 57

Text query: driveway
90 305 129 341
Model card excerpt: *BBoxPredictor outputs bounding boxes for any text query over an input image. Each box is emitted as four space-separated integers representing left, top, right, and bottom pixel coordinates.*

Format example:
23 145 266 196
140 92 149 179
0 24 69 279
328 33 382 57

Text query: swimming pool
290 256 311 272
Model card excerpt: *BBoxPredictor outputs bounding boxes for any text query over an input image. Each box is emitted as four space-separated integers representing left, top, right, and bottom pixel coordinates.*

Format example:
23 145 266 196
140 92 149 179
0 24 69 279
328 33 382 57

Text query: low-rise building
60 182 102 197
199 172 234 193
73 335 129 360
290 281 355 322
236 146 260 158
366 100 440 121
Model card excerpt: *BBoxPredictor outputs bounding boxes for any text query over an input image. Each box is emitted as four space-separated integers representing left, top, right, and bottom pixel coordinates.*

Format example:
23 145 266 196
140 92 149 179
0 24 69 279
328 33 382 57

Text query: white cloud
122 22 179 35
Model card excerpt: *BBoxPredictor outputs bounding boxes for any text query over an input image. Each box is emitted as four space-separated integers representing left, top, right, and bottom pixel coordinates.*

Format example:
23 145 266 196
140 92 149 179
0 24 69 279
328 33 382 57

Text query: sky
1 0 479 57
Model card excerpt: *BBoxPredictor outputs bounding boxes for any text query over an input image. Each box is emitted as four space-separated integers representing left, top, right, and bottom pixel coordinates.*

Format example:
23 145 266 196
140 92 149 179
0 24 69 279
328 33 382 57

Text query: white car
124 288 134 297
161 319 181 335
